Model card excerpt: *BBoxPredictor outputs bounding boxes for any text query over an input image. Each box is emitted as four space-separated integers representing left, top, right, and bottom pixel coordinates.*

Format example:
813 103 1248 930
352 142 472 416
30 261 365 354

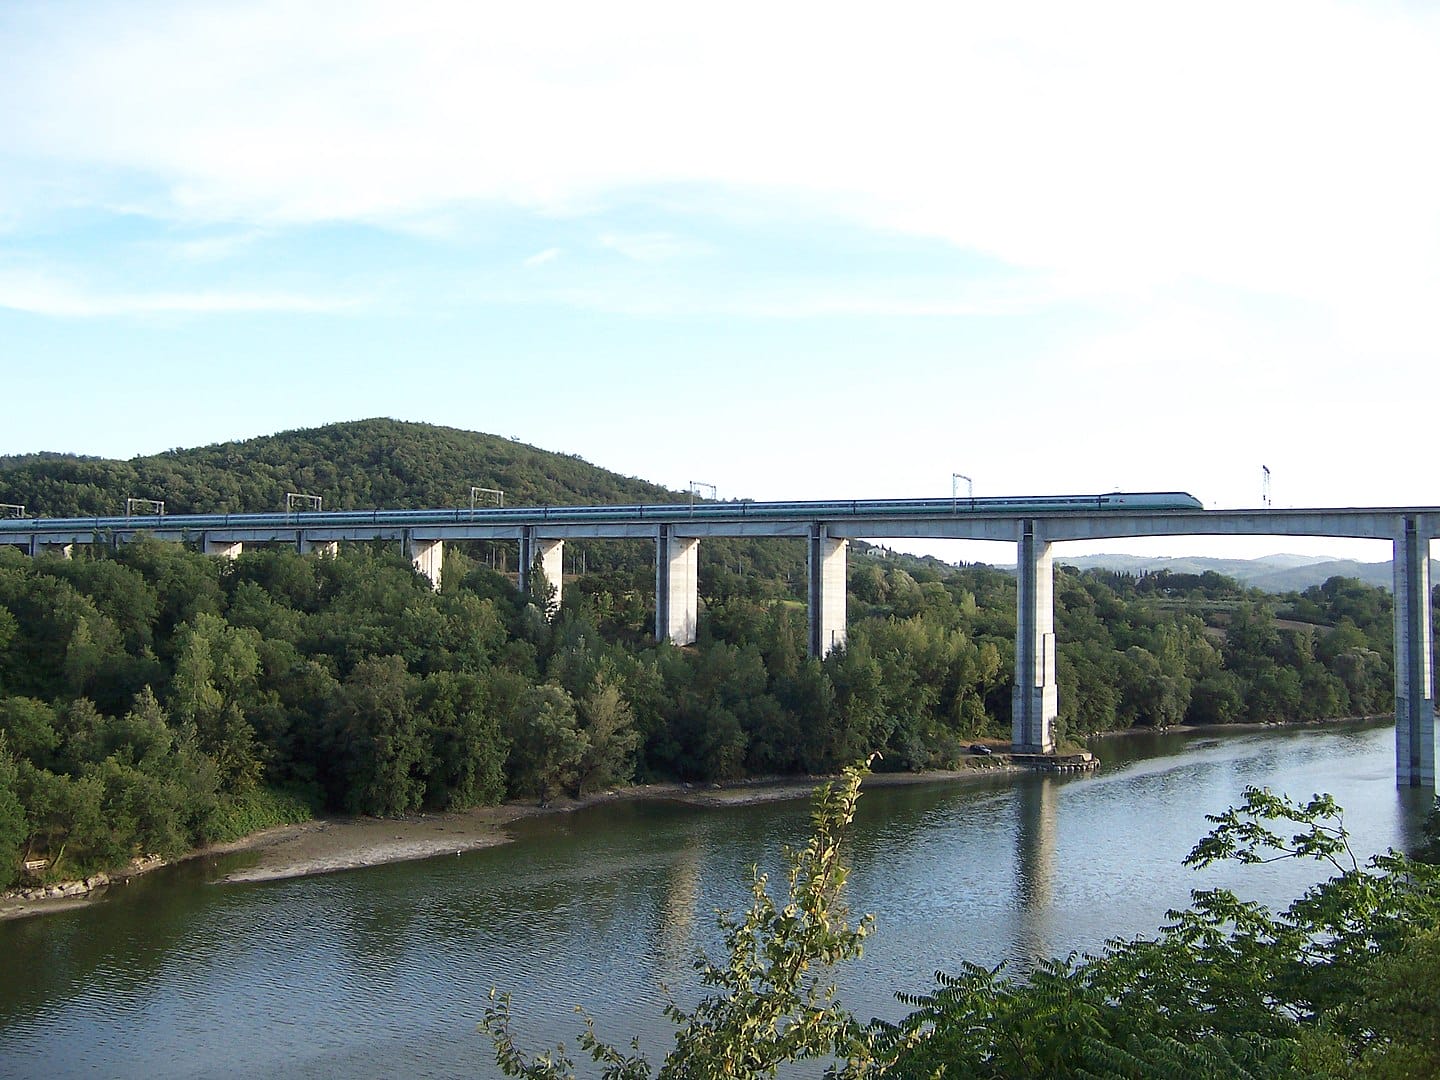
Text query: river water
0 721 1432 1078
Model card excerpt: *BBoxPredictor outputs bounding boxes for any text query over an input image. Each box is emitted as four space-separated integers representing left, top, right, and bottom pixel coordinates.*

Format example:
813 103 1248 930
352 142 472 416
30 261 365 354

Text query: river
0 720 1431 1078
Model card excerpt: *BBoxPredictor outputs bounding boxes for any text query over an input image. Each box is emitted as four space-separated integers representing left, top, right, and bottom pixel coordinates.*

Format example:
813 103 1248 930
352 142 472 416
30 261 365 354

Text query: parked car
969 743 993 756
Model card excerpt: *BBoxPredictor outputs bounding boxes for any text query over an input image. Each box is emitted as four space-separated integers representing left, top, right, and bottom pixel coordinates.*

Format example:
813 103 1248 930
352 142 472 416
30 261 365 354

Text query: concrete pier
656 527 700 645
1012 519 1057 754
297 537 339 557
519 529 564 614
807 525 847 657
407 536 443 592
202 538 243 560
1393 517 1436 787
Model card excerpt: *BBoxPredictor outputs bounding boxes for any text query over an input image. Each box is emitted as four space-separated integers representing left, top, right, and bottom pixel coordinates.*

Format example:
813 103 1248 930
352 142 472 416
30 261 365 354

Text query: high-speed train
0 492 1204 533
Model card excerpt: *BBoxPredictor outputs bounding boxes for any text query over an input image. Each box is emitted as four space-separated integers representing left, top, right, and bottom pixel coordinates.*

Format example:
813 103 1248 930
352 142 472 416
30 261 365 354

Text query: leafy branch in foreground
481 759 886 1079
483 780 1440 1079
1185 787 1356 875
879 786 1440 1078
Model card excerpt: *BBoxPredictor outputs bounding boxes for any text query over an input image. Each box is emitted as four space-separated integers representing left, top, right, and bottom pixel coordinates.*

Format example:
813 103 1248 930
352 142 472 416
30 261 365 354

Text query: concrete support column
655 526 700 645
807 525 847 657
1012 519 1057 754
407 536 443 592
518 528 564 615
1393 517 1435 788
202 537 243 560
297 537 339 557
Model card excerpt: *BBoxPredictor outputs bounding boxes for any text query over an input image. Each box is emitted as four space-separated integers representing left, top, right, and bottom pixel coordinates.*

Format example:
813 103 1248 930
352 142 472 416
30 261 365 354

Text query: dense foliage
0 530 1406 889
0 418 690 517
0 420 1418 887
485 773 1440 1079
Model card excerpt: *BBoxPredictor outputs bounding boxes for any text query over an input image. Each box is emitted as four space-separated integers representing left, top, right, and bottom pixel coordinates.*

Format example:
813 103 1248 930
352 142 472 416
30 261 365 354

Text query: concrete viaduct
2 495 1434 788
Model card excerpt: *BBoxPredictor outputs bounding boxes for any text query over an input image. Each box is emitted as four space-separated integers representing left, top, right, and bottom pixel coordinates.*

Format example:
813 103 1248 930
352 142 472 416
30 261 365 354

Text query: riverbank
218 759 1034 884
6 717 1383 921
1 756 1032 920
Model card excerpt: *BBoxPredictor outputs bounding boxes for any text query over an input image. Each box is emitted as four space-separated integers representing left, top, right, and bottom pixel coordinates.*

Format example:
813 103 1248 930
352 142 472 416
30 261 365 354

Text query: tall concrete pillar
1012 519 1057 754
656 526 700 645
807 525 847 657
519 528 564 615
407 536 443 592
297 537 339 557
203 537 243 560
1393 517 1435 788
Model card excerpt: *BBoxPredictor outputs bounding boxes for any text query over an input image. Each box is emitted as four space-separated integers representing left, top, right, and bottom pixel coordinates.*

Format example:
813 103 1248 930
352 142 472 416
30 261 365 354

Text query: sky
3 1 1437 563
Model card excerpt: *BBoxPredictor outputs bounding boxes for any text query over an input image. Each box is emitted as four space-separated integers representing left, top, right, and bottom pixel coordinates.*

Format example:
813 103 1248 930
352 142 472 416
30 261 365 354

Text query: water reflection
1013 776 1058 959
657 838 703 975
0 721 1430 1080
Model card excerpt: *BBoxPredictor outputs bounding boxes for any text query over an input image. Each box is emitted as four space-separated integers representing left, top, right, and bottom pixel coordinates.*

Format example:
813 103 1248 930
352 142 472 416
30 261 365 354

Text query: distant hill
0 418 689 517
1056 553 1430 593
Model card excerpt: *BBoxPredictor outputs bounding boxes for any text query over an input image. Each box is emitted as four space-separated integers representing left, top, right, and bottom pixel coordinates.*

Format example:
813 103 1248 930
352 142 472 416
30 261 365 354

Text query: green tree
0 733 27 890
483 762 880 1079
504 684 588 804
574 673 639 795
325 655 426 816
169 612 264 790
416 670 507 809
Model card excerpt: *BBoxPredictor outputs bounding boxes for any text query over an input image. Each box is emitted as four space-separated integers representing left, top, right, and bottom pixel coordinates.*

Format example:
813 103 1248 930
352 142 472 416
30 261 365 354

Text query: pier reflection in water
0 721 1428 1079
1015 776 1059 960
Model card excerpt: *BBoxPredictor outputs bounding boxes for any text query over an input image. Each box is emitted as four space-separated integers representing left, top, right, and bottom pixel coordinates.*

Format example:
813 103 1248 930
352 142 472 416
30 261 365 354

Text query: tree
325 655 426 816
883 787 1440 1077
574 673 639 795
483 762 882 1079
416 670 507 809
169 612 263 790
503 684 588 804
0 734 27 890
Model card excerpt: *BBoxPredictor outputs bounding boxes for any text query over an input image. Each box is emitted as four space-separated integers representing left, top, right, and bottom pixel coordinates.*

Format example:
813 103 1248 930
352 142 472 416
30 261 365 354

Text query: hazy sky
3 2 1436 560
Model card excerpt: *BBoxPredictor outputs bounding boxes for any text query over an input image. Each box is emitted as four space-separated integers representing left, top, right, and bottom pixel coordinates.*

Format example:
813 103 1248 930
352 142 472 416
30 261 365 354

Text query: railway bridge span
2 494 1434 787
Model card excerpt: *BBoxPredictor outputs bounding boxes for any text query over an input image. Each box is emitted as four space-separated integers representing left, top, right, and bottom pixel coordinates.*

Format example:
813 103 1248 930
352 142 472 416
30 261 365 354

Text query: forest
0 421 1417 888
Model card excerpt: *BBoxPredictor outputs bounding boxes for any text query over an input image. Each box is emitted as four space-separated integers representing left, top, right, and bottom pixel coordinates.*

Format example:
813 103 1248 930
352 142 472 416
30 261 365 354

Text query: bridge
2 493 1435 788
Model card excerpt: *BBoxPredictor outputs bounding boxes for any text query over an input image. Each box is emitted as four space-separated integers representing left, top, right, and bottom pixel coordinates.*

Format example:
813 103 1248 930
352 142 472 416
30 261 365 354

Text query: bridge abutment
1012 519 1058 754
1394 517 1436 787
808 526 847 657
656 526 700 645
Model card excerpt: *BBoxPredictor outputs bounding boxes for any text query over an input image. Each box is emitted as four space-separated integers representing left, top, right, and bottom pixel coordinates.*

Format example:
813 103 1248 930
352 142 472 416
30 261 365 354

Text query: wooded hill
0 418 689 517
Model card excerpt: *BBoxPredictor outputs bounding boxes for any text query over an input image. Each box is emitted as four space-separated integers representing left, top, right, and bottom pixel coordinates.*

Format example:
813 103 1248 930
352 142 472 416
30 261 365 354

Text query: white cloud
473 272 1063 319
522 247 561 267
4 0 1436 315
599 231 710 262
0 270 360 317
166 230 267 261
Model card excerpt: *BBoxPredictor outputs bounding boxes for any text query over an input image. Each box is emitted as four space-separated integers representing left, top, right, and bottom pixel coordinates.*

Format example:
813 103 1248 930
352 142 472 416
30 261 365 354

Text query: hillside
0 418 690 517
1056 552 1425 593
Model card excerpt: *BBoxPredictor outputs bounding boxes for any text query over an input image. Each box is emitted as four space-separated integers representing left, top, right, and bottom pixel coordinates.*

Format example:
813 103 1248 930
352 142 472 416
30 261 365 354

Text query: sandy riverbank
2 759 1023 919
221 761 1027 884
